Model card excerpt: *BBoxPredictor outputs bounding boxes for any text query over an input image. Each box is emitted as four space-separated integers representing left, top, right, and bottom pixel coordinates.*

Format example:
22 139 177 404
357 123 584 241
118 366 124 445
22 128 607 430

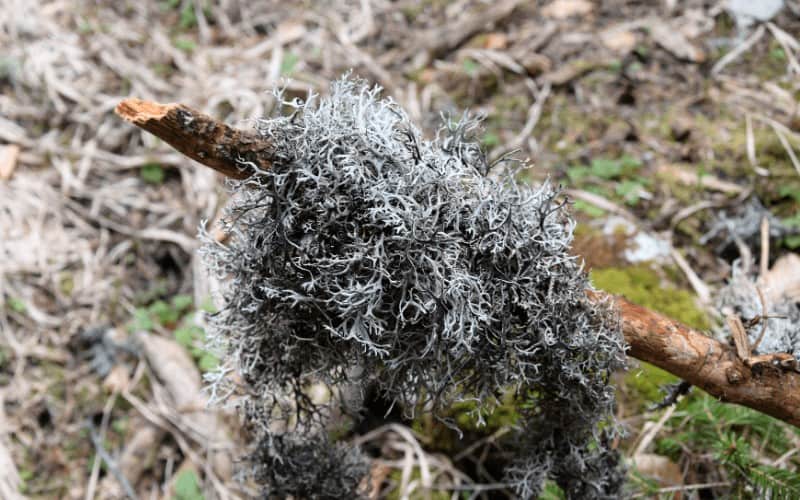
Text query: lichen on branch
199 77 627 498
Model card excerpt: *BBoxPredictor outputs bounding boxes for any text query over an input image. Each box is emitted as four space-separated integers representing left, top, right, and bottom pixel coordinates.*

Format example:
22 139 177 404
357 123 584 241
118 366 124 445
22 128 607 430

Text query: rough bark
613 294 800 427
116 98 800 428
115 99 272 179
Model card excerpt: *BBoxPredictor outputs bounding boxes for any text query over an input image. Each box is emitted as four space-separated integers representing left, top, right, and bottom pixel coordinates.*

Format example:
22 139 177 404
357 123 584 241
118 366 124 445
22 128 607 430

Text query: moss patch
411 391 520 454
590 263 710 331
592 263 710 411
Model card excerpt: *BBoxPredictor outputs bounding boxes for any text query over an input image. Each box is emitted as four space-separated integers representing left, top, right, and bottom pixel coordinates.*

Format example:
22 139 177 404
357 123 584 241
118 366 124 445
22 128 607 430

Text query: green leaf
179 4 197 30
140 164 165 184
567 165 591 182
784 235 800 249
573 199 606 217
198 353 219 372
482 132 499 148
161 0 181 9
770 48 786 62
173 469 204 500
7 297 26 313
200 298 217 313
174 326 197 348
173 38 196 52
171 294 194 312
129 308 154 332
615 179 644 205
539 481 566 499
462 58 479 76
590 158 623 179
149 300 180 326
281 52 299 76
619 155 642 171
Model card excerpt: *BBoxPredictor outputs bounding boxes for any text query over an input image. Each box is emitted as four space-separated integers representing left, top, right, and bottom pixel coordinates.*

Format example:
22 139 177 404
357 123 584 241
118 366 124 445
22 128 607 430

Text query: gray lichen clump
717 262 800 360
200 77 627 498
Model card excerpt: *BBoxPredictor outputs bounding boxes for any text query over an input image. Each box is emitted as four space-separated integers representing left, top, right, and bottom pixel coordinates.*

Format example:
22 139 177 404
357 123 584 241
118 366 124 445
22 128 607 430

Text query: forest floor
2 1 800 498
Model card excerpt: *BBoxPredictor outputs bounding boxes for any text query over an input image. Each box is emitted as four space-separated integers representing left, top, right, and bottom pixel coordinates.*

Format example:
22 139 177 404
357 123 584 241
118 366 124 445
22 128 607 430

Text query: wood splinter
116 98 800 429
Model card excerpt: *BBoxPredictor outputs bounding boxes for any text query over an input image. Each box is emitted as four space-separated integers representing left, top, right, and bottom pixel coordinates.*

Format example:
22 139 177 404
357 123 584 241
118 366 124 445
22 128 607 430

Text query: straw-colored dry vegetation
2 1 800 498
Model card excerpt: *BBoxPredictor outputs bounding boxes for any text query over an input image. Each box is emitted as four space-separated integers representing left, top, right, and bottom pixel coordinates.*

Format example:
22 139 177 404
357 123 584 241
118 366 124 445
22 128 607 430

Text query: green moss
590 263 710 331
592 263 710 410
451 392 520 432
410 391 520 455
624 362 679 408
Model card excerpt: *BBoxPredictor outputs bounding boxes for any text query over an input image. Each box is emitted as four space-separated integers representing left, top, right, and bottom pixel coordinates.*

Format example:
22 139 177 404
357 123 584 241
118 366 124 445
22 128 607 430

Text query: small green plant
481 131 500 148
173 469 204 500
653 394 800 498
6 296 26 313
173 38 196 53
127 295 218 372
573 199 606 217
174 317 218 372
461 58 479 76
567 156 650 207
140 163 165 184
280 52 300 76
178 3 197 30
784 212 800 248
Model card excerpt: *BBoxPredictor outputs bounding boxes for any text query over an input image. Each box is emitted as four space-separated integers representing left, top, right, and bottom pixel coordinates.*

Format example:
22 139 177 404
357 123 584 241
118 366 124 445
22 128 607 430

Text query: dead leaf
138 332 202 408
670 113 694 142
482 33 508 50
657 164 744 194
99 421 163 498
0 144 20 180
518 53 552 74
763 253 800 303
138 332 233 481
631 453 683 486
601 30 637 53
102 364 131 393
363 462 392 500
542 0 593 19
543 58 615 85
649 22 705 62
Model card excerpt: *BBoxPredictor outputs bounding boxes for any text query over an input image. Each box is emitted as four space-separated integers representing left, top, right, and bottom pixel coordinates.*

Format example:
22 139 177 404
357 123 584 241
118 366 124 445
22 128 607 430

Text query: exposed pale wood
117 98 800 428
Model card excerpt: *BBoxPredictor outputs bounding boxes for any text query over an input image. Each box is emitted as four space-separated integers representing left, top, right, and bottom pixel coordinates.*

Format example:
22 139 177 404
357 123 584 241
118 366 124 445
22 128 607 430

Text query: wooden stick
116 99 800 428
115 99 273 179
615 294 800 427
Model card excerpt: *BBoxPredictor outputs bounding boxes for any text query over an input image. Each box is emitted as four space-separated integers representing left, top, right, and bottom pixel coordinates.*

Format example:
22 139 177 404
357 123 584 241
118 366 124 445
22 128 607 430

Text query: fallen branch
116 98 800 428
614 294 800 427
115 99 272 179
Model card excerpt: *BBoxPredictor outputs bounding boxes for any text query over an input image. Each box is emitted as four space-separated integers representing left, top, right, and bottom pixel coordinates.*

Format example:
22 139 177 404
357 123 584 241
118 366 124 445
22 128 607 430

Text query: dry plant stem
116 98 800 429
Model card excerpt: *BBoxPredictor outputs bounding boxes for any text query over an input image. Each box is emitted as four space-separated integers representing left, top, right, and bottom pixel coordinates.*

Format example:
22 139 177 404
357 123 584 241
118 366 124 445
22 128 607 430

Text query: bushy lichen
716 261 800 360
201 76 627 498
247 433 369 499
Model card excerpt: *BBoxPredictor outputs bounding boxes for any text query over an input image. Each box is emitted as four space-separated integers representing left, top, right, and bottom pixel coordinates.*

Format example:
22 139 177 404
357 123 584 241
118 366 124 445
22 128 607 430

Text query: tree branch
612 294 800 427
116 98 800 428
115 99 272 179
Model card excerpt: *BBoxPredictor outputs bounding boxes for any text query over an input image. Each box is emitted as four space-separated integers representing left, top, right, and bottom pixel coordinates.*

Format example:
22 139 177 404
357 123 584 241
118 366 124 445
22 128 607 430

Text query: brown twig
116 98 800 429
115 98 273 179
615 294 800 427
